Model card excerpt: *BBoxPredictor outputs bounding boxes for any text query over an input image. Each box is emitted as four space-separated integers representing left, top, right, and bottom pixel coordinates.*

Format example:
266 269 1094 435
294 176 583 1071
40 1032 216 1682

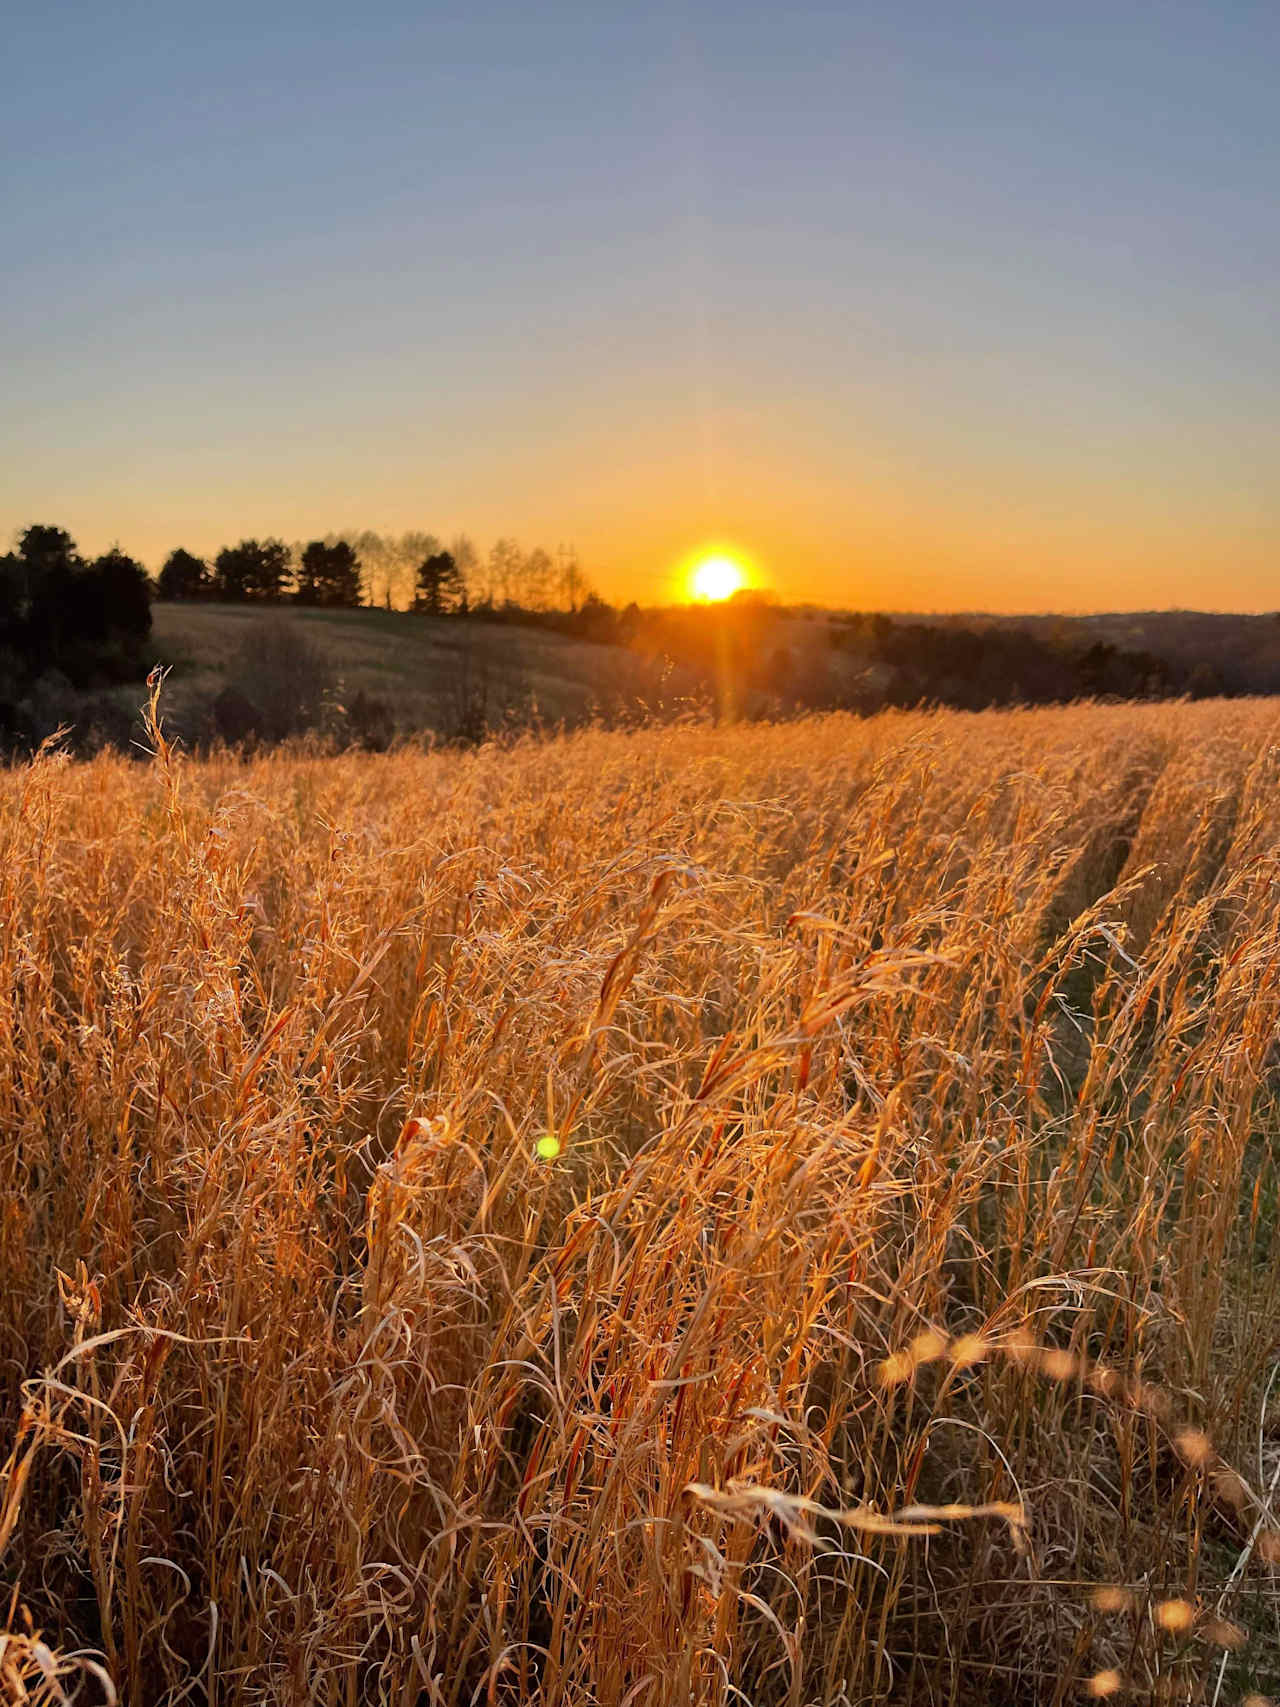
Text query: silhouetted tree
0 551 24 636
0 526 150 693
449 534 478 610
16 526 83 677
19 525 77 574
88 548 152 645
557 544 586 612
486 538 522 607
572 591 618 642
213 538 291 602
519 546 554 610
0 550 29 715
296 539 363 607
157 548 210 601
347 530 439 610
413 550 464 615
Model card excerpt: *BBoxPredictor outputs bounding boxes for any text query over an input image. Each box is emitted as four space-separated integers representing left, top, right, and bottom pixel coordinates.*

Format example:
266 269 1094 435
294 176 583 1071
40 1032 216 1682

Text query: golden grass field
2 693 1280 1705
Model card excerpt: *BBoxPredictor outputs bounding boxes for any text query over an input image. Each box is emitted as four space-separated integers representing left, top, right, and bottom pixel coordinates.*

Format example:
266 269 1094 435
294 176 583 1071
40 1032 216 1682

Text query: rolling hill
149 602 697 737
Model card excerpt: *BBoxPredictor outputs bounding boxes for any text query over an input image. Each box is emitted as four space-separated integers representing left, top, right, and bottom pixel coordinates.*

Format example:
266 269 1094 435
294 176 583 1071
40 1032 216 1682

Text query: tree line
828 612 1189 709
156 531 591 614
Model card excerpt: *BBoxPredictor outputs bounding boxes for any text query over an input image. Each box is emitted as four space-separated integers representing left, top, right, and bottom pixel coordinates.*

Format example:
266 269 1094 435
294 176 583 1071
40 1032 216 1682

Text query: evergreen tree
16 525 82 675
213 538 292 601
0 526 150 688
157 548 210 600
413 550 463 615
88 547 152 645
296 539 363 607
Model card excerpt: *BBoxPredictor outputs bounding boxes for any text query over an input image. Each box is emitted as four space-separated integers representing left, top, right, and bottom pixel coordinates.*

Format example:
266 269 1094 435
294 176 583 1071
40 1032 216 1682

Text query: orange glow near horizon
15 447 1280 615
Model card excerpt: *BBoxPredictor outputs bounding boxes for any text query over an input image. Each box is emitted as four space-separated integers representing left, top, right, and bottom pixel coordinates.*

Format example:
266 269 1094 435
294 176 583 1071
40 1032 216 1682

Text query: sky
3 0 1279 610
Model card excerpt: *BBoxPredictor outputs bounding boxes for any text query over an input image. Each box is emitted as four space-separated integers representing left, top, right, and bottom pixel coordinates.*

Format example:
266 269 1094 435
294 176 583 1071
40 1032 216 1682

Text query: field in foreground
2 700 1279 1705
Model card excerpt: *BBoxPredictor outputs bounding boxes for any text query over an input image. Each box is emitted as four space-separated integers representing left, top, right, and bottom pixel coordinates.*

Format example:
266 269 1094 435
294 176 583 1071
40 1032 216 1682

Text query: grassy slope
149 605 1280 733
150 602 695 730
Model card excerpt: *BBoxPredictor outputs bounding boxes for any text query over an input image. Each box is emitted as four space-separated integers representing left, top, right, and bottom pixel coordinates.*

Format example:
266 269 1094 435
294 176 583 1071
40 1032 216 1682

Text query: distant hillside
142 600 1273 742
11 595 1278 757
861 609 1280 697
150 602 699 739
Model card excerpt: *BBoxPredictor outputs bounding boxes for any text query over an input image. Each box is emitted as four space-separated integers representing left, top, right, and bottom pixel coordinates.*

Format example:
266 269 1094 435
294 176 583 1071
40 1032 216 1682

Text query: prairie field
4 695 1280 1706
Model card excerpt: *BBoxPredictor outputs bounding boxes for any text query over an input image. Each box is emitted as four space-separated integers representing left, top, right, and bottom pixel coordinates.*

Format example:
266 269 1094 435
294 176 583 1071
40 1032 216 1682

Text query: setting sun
690 554 744 603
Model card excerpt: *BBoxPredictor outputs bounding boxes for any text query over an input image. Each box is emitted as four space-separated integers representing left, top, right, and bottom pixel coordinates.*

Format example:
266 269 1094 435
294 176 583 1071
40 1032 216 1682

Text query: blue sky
3 1 1278 607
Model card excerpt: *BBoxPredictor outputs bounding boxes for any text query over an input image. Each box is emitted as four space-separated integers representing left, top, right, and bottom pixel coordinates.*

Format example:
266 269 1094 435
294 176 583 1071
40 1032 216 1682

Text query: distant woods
155 530 591 616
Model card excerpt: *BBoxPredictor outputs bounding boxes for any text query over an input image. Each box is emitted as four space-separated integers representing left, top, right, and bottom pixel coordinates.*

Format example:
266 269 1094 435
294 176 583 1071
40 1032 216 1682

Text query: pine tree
297 540 363 607
413 550 463 615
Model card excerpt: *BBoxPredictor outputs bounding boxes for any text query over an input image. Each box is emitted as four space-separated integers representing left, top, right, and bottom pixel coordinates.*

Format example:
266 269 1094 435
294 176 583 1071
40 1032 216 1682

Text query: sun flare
690 554 745 603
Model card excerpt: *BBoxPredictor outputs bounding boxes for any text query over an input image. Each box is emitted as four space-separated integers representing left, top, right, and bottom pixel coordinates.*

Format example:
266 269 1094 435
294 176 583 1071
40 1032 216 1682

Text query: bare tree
556 543 587 612
520 547 554 610
449 534 478 610
344 531 440 610
486 538 523 608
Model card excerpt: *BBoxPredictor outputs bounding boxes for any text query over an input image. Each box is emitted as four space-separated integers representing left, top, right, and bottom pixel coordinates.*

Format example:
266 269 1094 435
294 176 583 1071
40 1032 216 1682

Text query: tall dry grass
1 692 1279 1705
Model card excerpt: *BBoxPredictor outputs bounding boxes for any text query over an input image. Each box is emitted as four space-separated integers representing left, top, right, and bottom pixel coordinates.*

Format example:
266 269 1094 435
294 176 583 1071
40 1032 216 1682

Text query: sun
690 554 745 603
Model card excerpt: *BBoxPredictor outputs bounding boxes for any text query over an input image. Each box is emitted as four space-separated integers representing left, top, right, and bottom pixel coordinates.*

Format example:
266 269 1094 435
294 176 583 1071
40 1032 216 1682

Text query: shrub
225 617 335 741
